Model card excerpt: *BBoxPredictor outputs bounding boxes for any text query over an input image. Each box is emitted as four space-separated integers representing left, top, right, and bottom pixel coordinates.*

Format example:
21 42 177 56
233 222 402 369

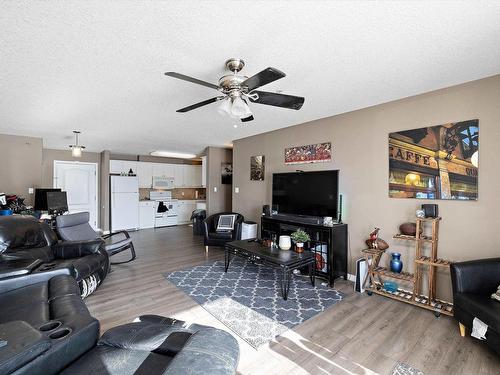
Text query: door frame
53 160 100 229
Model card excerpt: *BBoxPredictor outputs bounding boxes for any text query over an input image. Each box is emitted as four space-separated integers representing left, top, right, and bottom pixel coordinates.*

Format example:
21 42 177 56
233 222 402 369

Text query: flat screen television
47 191 68 212
272 170 339 218
34 188 61 211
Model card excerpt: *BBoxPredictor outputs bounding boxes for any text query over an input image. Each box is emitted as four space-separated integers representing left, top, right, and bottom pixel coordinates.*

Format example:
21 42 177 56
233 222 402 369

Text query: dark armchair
56 212 136 265
450 257 500 354
203 212 244 253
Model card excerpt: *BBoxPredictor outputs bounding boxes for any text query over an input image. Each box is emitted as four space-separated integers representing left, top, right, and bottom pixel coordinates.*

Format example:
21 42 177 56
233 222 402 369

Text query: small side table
361 248 386 292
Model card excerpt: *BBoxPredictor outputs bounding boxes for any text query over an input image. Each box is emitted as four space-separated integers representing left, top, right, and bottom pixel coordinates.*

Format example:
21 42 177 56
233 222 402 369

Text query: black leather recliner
450 257 500 354
203 212 244 253
0 272 240 374
0 215 109 297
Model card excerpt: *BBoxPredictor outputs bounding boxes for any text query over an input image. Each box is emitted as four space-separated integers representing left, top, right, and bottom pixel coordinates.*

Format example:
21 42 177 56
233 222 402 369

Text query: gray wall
206 147 232 215
0 134 43 205
232 74 500 300
100 151 110 232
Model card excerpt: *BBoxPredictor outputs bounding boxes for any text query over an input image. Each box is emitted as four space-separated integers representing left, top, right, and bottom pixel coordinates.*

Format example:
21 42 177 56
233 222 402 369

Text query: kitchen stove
149 191 178 227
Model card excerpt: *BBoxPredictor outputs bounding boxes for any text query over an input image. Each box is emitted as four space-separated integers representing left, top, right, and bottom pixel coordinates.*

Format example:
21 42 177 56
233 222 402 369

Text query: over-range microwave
153 176 175 189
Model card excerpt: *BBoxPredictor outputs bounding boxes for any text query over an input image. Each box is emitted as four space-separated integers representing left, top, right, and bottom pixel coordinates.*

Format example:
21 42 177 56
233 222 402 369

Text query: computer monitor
34 188 61 211
46 191 68 213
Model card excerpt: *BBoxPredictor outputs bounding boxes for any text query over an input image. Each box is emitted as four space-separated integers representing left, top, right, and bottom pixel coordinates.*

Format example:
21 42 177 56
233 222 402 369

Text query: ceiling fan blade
165 72 219 90
176 97 223 113
241 115 254 122
249 91 304 110
241 67 286 91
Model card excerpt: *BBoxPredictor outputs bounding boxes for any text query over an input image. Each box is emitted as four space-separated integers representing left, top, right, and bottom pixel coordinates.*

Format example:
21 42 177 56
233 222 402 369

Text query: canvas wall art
221 163 232 184
284 142 332 164
389 119 478 200
250 155 265 181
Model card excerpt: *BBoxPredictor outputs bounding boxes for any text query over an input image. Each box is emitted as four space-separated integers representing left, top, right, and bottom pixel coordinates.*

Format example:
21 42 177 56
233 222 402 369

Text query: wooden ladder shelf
362 217 453 317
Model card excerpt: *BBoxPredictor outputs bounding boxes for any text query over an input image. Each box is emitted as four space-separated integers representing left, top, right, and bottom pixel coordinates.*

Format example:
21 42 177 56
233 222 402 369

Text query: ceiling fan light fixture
231 96 252 118
69 131 85 158
217 97 232 116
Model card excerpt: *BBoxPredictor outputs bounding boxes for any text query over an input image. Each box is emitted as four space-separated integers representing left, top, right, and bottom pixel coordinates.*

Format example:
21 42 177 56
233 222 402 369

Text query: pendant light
69 131 85 158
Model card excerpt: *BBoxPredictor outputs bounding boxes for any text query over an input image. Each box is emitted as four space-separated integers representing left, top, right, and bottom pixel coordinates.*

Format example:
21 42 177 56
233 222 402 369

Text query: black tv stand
269 213 325 225
261 215 348 286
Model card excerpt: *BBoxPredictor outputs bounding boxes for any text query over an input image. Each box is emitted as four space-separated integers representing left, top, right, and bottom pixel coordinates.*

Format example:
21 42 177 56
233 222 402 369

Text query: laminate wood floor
85 226 500 375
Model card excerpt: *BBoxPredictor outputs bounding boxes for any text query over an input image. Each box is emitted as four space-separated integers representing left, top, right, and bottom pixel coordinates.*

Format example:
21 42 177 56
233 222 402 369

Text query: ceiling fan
164 58 305 122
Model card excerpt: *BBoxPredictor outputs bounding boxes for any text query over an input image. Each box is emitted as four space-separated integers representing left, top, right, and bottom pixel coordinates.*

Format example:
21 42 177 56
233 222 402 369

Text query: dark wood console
261 215 348 286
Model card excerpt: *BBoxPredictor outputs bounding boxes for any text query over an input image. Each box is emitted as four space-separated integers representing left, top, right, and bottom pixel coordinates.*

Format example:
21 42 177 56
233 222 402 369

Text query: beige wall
206 147 232 215
0 134 43 205
232 74 500 300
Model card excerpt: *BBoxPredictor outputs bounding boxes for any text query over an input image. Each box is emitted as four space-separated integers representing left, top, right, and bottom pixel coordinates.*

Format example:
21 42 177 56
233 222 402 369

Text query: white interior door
54 161 98 229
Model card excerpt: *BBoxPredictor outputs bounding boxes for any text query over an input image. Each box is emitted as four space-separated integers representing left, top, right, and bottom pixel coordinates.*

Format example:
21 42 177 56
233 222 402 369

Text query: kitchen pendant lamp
69 131 85 158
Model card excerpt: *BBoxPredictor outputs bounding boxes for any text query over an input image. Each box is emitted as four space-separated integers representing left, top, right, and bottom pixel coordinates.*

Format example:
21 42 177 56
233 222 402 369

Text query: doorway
53 161 99 229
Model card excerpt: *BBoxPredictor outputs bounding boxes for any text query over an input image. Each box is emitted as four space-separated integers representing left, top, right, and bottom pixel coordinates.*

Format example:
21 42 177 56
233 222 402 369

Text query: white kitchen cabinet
151 163 164 177
177 200 196 224
139 201 156 229
173 165 185 187
137 162 153 188
184 165 196 187
201 156 207 187
110 160 138 175
163 164 175 178
193 165 202 187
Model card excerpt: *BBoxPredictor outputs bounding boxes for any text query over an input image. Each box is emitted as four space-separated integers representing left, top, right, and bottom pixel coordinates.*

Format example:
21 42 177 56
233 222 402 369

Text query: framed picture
250 155 265 181
285 142 332 164
221 163 232 184
389 119 478 200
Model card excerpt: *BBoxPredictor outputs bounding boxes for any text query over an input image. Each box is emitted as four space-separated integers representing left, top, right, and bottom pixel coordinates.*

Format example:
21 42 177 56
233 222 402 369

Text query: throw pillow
492 285 500 302
217 215 236 232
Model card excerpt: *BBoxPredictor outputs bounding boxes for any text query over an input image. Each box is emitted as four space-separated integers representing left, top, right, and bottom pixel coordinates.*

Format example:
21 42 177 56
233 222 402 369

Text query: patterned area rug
391 362 425 375
165 258 343 348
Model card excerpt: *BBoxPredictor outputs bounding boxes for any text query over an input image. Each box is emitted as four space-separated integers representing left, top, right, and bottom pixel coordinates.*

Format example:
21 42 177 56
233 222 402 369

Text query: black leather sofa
203 212 244 252
450 257 500 354
0 215 109 297
0 272 239 374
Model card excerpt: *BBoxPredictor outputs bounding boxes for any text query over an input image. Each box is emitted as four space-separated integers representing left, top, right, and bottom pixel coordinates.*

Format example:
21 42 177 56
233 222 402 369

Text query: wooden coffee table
224 240 316 300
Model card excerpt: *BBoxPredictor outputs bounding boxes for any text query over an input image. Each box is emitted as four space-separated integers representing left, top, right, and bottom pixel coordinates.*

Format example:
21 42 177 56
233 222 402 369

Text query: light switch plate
213 187 217 192
235 187 239 193
28 187 34 194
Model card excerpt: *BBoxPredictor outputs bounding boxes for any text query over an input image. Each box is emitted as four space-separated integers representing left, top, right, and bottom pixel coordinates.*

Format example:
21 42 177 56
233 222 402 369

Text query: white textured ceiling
1 1 499 155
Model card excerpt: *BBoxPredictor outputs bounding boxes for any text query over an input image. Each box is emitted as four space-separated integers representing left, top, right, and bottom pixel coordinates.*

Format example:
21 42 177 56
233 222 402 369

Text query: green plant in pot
290 230 310 253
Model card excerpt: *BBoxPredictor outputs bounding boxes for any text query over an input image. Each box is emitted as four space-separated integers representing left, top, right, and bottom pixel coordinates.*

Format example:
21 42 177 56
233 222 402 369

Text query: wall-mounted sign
389 119 478 200
285 142 332 165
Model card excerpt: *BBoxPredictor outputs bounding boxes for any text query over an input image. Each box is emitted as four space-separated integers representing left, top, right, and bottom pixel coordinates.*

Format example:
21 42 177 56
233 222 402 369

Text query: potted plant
290 230 310 253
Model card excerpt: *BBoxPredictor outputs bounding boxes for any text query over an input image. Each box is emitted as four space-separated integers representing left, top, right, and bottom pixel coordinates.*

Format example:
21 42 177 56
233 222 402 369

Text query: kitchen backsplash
139 188 206 201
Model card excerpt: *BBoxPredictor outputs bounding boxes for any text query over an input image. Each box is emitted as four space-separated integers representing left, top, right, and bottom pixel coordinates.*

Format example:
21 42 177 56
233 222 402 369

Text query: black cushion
454 293 500 333
0 216 48 252
0 320 52 374
0 281 49 326
209 231 233 240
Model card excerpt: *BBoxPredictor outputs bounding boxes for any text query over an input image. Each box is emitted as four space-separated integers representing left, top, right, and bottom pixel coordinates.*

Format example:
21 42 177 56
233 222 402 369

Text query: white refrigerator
110 175 139 232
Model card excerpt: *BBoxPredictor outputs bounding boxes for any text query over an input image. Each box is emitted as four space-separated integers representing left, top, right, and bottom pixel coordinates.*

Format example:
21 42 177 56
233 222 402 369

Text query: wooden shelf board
372 266 415 282
366 286 453 316
393 234 434 243
415 256 452 267
416 217 442 222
